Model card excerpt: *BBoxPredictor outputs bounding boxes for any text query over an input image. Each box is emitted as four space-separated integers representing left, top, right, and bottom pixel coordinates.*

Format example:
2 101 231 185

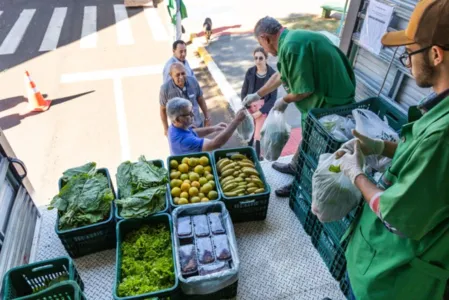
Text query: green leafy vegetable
329 165 342 173
49 166 114 230
116 156 168 218
118 224 175 297
61 162 96 183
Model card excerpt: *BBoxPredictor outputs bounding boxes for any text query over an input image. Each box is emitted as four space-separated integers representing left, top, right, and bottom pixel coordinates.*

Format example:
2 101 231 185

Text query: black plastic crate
115 159 169 221
2 257 84 299
289 180 320 236
302 97 407 165
213 147 270 223
56 168 116 258
174 280 238 300
311 224 348 281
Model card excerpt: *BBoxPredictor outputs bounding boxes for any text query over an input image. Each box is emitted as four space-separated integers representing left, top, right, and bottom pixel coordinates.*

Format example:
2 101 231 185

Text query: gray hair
166 97 192 122
254 16 282 37
169 62 185 75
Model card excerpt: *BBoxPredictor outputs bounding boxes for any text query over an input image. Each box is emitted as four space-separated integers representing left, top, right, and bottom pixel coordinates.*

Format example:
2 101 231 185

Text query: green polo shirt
346 93 449 299
277 29 356 125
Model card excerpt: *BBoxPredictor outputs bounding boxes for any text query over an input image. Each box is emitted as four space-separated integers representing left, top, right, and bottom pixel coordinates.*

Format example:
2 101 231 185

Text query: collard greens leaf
61 162 96 183
116 186 166 219
49 169 114 230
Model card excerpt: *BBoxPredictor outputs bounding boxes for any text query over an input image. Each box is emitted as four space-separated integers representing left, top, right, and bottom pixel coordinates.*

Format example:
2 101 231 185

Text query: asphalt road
0 0 175 205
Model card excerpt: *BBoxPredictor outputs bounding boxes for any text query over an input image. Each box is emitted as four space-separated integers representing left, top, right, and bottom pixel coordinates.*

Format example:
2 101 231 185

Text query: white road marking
113 78 131 161
0 9 35 55
144 8 169 41
80 6 97 48
39 7 67 52
113 5 134 45
60 64 163 83
0 11 3 17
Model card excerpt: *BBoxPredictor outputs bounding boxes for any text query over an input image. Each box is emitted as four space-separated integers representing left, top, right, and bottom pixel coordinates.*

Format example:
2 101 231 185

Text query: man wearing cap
336 0 449 298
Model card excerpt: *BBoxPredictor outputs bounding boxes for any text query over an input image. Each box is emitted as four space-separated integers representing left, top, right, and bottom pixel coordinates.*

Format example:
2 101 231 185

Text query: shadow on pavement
0 90 95 130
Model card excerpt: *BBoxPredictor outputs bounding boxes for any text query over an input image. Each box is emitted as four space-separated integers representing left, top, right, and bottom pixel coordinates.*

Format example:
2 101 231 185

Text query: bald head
169 62 187 87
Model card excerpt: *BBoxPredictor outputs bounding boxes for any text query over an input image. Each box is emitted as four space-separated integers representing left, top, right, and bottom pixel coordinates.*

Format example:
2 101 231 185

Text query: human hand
242 93 261 106
214 122 227 132
235 108 247 122
336 130 385 159
273 97 289 112
204 118 211 127
338 140 365 184
252 110 262 119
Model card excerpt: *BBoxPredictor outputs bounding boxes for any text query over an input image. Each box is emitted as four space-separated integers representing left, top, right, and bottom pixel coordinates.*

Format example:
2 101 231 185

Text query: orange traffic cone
24 71 51 112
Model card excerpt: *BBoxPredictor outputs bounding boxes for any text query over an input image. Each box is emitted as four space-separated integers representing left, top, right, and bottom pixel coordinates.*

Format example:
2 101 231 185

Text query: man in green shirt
337 0 449 298
243 16 356 197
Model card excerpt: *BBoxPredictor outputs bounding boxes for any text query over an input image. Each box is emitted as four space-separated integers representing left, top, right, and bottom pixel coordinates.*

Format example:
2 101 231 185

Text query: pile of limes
169 156 219 205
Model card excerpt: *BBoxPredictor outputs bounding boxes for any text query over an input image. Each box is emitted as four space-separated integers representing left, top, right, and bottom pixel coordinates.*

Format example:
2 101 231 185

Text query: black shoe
255 140 263 161
272 162 295 175
275 183 292 197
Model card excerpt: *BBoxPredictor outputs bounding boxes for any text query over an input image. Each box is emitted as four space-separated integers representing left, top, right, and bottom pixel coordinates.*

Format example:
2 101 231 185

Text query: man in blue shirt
162 40 195 83
166 97 246 155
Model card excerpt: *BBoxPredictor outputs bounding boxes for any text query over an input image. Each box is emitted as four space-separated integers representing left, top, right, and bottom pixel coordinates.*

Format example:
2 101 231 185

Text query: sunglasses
254 56 265 61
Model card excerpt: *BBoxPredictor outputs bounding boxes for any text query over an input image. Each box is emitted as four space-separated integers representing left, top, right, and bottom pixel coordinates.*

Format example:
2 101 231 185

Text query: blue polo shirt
168 125 204 155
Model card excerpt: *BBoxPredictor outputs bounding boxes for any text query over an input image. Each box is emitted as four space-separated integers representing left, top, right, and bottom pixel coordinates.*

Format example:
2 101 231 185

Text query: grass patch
279 13 340 32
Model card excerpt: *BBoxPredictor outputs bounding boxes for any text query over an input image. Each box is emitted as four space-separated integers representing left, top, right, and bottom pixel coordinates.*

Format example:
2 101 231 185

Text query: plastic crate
175 280 238 300
302 97 407 165
167 152 222 209
56 168 116 258
114 213 178 300
293 150 316 198
311 224 348 281
16 281 86 300
289 179 319 236
213 147 270 223
2 257 84 300
115 159 169 221
339 274 351 299
321 201 363 242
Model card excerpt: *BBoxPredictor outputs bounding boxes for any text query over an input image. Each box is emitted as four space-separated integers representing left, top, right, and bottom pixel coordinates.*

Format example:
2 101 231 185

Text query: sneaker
272 162 295 175
275 183 292 197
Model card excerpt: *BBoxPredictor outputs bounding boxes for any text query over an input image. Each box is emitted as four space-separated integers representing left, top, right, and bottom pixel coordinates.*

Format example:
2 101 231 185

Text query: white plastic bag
319 114 355 142
312 153 362 222
236 109 255 142
260 110 291 161
352 109 399 172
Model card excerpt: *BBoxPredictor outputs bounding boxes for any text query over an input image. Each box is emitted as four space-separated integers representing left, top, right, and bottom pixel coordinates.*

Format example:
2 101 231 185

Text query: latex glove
273 97 289 112
242 93 261 106
338 140 365 184
336 129 385 159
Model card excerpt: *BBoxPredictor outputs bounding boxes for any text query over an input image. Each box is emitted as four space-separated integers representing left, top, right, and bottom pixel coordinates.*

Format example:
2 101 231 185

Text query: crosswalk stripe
0 9 35 55
113 5 134 45
80 6 97 49
39 7 67 52
144 8 169 41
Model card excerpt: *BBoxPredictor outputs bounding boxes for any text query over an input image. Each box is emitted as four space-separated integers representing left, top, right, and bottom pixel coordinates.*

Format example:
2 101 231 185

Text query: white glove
273 97 289 112
338 140 365 184
242 93 261 106
336 129 385 158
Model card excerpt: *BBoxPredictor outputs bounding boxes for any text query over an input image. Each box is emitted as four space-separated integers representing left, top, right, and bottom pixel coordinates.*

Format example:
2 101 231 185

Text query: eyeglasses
254 56 264 61
173 72 186 77
399 45 449 68
180 111 194 118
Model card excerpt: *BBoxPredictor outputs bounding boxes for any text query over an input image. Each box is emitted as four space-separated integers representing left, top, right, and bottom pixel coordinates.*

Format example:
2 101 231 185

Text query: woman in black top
241 47 277 160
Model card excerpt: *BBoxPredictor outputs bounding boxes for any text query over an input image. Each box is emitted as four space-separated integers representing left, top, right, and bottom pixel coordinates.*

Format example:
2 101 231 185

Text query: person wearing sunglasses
241 47 278 160
166 97 247 155
243 16 356 197
334 0 449 299
160 62 211 137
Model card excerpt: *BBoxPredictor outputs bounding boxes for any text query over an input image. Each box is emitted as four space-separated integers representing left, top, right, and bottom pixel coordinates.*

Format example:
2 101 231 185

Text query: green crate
289 179 319 236
213 147 270 223
56 168 116 258
167 152 221 209
2 257 84 300
302 97 407 166
114 213 179 300
339 273 351 299
115 159 169 221
292 150 316 199
16 281 86 300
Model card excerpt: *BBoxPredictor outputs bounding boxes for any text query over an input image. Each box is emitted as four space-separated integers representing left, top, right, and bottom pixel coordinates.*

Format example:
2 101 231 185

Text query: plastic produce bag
172 202 239 295
260 110 291 161
236 109 255 142
319 114 355 142
311 153 362 222
352 109 399 172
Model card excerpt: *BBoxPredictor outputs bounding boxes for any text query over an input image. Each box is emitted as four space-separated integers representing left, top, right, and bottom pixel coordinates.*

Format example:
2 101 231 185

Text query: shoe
255 140 263 161
275 183 292 197
272 162 295 175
